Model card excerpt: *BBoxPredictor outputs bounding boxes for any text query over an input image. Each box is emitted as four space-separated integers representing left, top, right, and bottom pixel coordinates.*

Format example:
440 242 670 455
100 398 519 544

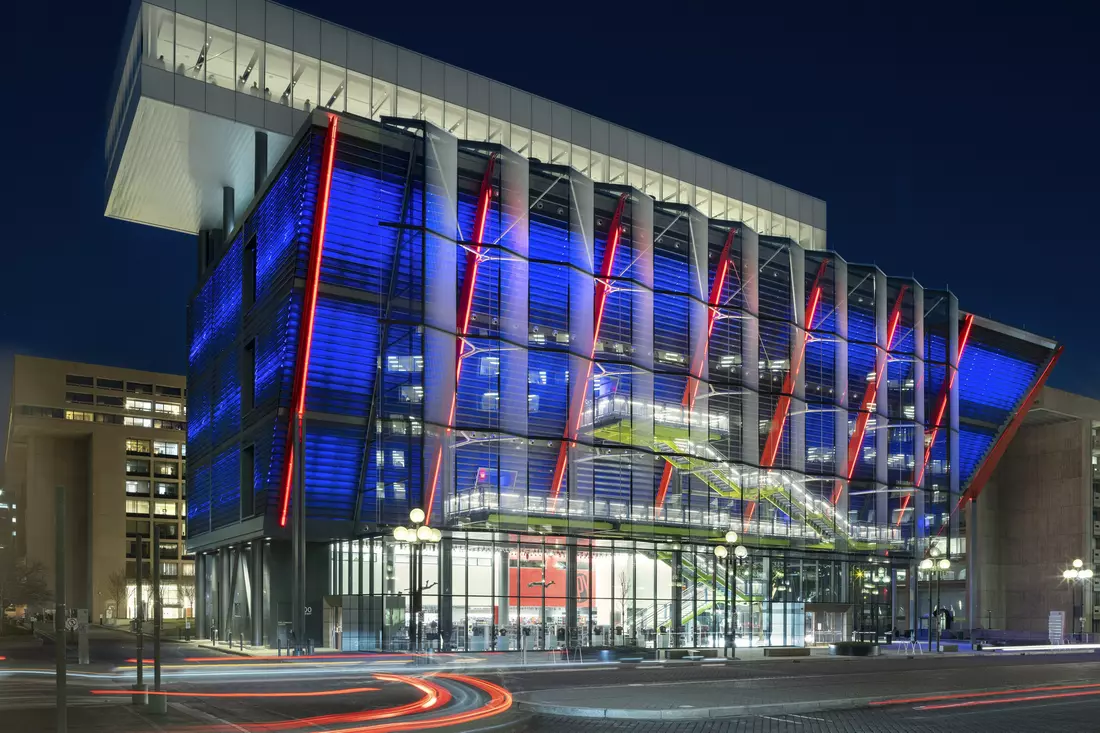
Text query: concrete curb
514 680 1089 721
515 695 891 721
195 643 257 658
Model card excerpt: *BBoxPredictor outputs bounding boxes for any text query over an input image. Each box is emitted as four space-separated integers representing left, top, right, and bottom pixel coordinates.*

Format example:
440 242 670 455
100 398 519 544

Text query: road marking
788 713 826 721
760 714 802 724
171 701 251 733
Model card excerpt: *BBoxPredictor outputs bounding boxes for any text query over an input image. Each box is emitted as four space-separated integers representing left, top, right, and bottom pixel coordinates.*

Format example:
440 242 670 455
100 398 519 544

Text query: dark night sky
3 2 1098 401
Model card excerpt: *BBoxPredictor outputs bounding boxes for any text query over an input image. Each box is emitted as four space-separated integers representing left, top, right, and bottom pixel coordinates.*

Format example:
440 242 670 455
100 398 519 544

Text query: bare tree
178 580 196 616
0 556 52 634
104 570 129 623
616 569 632 631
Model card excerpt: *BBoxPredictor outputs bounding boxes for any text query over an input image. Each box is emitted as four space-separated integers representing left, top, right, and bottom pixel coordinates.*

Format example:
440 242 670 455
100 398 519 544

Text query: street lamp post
1062 559 1094 641
714 531 748 657
392 509 441 653
919 549 951 653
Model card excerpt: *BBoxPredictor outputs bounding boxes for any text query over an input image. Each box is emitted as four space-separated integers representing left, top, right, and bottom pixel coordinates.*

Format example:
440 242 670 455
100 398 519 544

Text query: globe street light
714 531 747 655
392 509 441 652
1064 559 1093 640
918 549 950 652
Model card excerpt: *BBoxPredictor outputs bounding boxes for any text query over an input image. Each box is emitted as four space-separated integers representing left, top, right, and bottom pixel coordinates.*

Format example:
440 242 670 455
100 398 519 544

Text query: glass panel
467 111 488 142
371 79 395 119
509 124 529 156
293 53 320 111
236 34 264 95
265 43 292 104
422 94 444 127
175 14 205 80
347 70 371 117
446 104 467 137
488 116 508 146
396 86 419 118
320 62 346 111
205 24 234 88
530 132 550 163
142 4 174 69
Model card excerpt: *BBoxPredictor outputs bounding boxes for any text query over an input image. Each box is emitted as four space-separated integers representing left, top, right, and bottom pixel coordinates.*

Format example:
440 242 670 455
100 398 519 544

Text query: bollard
277 640 282 657
240 635 244 651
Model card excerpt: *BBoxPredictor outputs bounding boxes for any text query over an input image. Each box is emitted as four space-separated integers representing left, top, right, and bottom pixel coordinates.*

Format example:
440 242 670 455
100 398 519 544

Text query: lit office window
65 410 93 422
293 53 320 111
320 62 346 111
142 4 174 69
126 500 150 515
205 24 235 88
346 70 372 118
127 398 153 412
156 402 182 416
236 34 264 95
265 43 292 104
155 462 178 478
126 480 150 495
154 441 179 457
127 439 151 455
125 417 153 428
154 502 178 517
175 14 205 80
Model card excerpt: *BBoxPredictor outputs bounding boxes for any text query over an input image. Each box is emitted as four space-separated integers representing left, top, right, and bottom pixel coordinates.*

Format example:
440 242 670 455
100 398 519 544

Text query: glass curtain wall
327 533 897 651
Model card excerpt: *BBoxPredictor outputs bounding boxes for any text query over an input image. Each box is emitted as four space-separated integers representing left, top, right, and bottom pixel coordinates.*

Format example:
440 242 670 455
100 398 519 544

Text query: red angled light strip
278 114 341 528
550 194 628 501
654 228 736 509
760 259 829 469
424 154 498 524
898 313 975 525
837 285 907 503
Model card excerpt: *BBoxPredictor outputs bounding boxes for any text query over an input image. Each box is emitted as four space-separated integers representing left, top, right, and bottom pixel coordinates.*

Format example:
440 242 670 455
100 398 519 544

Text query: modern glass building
107 2 1061 651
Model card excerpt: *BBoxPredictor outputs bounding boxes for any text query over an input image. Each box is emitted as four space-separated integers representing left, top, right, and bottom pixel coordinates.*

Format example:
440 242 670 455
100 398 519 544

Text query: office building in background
2 356 190 621
106 1 1060 649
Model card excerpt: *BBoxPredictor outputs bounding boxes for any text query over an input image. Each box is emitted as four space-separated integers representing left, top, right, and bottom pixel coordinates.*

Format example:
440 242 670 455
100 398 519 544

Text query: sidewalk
511 649 1100 721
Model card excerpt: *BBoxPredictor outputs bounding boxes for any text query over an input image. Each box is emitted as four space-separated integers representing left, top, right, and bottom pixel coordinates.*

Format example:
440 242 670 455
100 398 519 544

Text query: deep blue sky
3 1 1097 399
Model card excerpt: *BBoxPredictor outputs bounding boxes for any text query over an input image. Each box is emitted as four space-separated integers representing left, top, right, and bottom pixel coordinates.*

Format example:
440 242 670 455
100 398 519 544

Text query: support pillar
254 131 269 195
671 550 683 646
496 549 510 650
439 537 453 650
251 543 263 646
566 542 578 647
222 186 236 239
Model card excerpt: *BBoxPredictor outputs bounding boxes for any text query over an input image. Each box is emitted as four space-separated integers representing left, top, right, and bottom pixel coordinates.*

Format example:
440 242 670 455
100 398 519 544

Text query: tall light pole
919 550 951 652
1062 559 1094 641
392 509 441 652
714 530 747 655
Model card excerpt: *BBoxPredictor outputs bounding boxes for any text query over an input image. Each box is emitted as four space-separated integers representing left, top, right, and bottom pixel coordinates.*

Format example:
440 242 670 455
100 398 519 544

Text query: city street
8 632 1100 731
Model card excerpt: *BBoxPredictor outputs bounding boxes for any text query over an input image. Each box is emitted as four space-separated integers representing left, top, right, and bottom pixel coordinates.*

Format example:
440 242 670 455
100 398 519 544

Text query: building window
126 459 151 476
97 378 124 391
399 385 423 403
66 392 94 405
125 417 153 428
126 499 150 516
152 419 184 431
155 482 177 498
244 234 257 307
155 462 178 478
126 439 151 455
160 562 179 577
66 374 94 387
156 385 182 398
153 441 179 457
182 563 195 577
391 450 405 468
97 395 125 407
154 502 178 517
65 410 94 422
244 339 256 412
241 444 255 517
126 398 153 412
155 402 182 416
127 382 154 395
126 480 151 496
386 355 423 373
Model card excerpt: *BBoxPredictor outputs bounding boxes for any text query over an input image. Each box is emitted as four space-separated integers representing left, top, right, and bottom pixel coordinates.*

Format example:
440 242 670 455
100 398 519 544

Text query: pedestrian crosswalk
0 677 119 709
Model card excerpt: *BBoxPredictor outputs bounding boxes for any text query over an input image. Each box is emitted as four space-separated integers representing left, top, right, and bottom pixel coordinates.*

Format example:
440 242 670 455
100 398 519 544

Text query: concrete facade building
2 356 191 621
976 387 1100 636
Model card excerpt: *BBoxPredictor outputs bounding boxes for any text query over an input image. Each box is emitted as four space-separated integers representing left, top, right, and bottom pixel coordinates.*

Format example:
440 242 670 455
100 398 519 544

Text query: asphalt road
526 695 1100 731
0 624 227 666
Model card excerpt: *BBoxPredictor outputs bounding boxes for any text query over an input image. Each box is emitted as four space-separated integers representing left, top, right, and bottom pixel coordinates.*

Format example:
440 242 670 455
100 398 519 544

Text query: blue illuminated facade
186 112 1059 651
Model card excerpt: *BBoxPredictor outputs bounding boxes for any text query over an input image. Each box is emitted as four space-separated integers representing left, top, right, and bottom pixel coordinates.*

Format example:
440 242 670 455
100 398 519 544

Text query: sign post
55 486 67 733
77 609 89 666
148 529 166 714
